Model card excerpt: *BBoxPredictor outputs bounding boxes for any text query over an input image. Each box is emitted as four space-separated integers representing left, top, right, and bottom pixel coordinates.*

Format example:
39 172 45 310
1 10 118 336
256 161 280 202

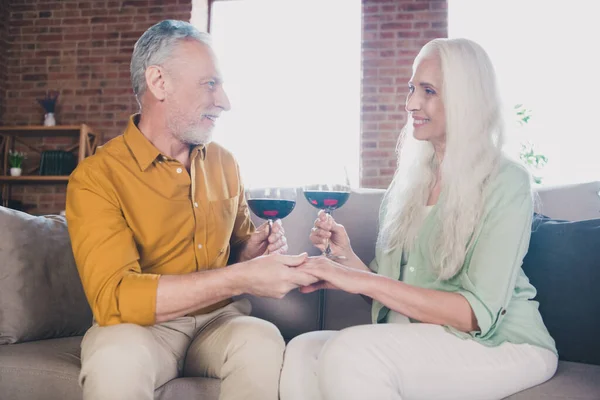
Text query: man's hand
233 253 318 299
238 219 288 262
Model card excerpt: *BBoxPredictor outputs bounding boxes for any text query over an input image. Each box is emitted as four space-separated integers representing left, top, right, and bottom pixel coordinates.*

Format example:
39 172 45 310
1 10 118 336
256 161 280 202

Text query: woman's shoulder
490 156 532 193
483 157 533 210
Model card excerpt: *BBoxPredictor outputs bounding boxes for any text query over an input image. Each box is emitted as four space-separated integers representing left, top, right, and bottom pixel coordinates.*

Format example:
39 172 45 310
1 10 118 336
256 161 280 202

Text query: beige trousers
280 323 558 400
79 299 285 400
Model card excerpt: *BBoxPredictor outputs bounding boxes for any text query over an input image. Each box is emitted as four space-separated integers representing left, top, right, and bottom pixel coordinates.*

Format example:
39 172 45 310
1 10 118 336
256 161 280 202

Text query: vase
10 167 22 177
44 113 56 127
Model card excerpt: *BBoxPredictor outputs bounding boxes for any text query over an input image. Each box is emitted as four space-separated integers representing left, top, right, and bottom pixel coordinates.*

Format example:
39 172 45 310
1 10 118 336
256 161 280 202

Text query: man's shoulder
72 135 127 177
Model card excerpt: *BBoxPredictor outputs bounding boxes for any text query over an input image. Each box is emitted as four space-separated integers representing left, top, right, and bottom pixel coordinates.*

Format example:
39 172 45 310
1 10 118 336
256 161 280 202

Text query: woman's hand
297 256 372 295
310 210 353 259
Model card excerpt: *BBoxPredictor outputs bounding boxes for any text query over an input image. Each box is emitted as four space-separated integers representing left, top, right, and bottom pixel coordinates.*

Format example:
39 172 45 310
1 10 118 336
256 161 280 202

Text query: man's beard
168 117 213 146
175 126 213 146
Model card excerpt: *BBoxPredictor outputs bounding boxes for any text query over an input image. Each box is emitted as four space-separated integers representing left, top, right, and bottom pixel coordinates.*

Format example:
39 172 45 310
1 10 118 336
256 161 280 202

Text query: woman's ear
144 65 167 101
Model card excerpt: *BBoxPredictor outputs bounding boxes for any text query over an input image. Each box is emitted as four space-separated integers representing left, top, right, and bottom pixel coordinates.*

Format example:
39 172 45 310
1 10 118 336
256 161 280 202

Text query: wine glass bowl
246 186 297 223
302 182 351 258
303 183 350 212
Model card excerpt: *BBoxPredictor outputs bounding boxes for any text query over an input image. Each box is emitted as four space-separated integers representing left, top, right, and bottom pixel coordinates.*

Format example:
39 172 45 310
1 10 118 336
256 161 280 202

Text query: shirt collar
124 114 206 172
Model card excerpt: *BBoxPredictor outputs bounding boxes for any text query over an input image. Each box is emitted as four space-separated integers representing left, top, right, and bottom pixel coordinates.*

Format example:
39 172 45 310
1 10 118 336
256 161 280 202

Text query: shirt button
176 168 183 174
194 202 199 208
198 244 203 250
409 266 415 273
501 309 507 315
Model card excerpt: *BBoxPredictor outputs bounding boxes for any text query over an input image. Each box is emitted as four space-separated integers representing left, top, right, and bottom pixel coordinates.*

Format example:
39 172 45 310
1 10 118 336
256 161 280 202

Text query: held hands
238 253 319 299
297 256 368 295
237 212 366 299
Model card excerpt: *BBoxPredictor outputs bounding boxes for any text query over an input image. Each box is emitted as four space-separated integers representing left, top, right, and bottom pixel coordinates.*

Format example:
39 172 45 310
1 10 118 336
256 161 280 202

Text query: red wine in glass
302 183 351 258
246 187 297 253
303 191 350 212
247 198 296 220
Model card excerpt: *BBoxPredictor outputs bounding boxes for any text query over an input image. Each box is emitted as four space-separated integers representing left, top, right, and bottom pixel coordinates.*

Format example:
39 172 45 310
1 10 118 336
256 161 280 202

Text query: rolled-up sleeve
454 175 533 339
66 165 159 326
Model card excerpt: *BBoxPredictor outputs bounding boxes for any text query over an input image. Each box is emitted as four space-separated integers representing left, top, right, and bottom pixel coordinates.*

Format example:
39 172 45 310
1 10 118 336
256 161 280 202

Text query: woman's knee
317 326 401 399
282 331 336 377
318 326 373 378
286 331 336 360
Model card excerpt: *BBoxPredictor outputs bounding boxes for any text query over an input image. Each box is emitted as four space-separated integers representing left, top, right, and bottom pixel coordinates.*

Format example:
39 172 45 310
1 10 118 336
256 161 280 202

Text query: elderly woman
280 38 557 400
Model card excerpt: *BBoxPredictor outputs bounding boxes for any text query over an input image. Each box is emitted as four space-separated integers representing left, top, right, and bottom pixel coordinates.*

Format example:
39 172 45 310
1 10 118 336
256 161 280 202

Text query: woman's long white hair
377 38 505 280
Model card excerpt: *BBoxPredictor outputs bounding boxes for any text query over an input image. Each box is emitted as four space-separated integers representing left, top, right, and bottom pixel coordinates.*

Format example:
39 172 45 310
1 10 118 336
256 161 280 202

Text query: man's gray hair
130 20 212 105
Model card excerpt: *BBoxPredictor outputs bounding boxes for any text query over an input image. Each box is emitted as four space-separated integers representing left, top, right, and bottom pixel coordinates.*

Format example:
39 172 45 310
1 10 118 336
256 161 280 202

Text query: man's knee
80 324 157 397
230 317 285 357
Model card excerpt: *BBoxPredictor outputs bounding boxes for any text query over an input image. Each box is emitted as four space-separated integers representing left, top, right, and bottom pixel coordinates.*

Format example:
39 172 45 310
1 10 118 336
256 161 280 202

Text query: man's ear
145 65 167 101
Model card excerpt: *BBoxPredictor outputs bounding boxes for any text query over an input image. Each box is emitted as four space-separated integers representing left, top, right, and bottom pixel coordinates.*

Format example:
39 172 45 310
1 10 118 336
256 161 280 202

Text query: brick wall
360 0 447 188
3 0 192 215
0 0 9 122
1 0 447 214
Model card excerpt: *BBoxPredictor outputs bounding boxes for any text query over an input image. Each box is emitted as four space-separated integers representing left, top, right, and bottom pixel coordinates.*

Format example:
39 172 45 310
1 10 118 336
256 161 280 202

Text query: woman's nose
405 92 421 112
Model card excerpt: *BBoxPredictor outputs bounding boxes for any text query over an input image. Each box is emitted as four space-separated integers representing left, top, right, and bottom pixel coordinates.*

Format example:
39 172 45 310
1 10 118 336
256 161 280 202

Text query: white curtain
206 0 361 188
449 0 600 186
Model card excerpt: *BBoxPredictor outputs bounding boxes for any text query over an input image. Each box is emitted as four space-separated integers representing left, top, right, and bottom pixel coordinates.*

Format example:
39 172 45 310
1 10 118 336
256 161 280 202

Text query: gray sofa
1 183 599 399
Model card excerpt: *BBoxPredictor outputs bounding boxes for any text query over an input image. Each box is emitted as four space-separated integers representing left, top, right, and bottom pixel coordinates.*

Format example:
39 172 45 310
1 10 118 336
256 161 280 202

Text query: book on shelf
39 150 76 176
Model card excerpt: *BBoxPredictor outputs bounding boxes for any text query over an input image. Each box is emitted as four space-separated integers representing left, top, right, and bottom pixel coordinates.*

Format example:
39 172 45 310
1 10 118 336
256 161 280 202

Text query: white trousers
280 323 557 400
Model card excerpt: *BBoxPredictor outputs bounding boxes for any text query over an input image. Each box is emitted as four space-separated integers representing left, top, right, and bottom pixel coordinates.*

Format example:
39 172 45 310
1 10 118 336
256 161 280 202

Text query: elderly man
66 20 315 400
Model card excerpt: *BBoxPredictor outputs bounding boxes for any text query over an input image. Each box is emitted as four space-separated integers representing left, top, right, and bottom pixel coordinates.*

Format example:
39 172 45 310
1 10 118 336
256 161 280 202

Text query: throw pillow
523 214 600 365
0 207 92 344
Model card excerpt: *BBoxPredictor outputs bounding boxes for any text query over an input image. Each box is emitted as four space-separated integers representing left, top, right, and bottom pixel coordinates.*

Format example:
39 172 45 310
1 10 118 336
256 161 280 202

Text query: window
205 0 361 187
449 0 600 186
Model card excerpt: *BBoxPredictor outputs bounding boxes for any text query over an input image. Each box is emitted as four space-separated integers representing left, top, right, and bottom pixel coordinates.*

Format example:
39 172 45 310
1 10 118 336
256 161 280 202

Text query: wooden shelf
0 125 91 137
0 123 101 208
0 176 70 183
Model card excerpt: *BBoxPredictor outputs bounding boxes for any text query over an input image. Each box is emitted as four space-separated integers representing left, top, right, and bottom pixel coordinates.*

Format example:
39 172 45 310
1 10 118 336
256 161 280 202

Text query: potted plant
514 104 548 184
8 150 26 176
37 90 60 126
519 141 548 184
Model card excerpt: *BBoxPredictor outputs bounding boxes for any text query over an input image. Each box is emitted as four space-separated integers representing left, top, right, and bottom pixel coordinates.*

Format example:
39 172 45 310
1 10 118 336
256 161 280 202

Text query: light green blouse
370 158 557 355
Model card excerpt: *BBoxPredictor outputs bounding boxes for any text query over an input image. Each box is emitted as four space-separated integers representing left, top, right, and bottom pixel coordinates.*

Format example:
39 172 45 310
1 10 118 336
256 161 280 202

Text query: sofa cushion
156 377 220 400
522 215 600 365
0 336 221 400
0 207 92 344
504 361 600 399
0 336 83 400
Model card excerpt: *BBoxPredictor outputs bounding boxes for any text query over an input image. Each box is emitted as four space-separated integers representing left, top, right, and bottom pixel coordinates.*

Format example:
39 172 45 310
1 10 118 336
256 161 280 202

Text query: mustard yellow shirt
66 115 254 326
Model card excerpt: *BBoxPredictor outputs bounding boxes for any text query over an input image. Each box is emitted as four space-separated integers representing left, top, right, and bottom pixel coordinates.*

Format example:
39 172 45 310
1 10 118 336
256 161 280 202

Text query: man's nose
215 86 231 111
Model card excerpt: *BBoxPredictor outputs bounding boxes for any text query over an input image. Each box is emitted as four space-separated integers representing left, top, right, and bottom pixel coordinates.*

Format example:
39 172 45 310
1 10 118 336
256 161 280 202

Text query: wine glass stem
265 218 274 254
323 210 332 257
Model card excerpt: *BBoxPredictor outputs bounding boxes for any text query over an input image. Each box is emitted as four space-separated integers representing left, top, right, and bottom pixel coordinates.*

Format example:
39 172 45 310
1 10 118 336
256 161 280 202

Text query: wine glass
303 170 351 332
246 187 297 252
303 168 351 259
